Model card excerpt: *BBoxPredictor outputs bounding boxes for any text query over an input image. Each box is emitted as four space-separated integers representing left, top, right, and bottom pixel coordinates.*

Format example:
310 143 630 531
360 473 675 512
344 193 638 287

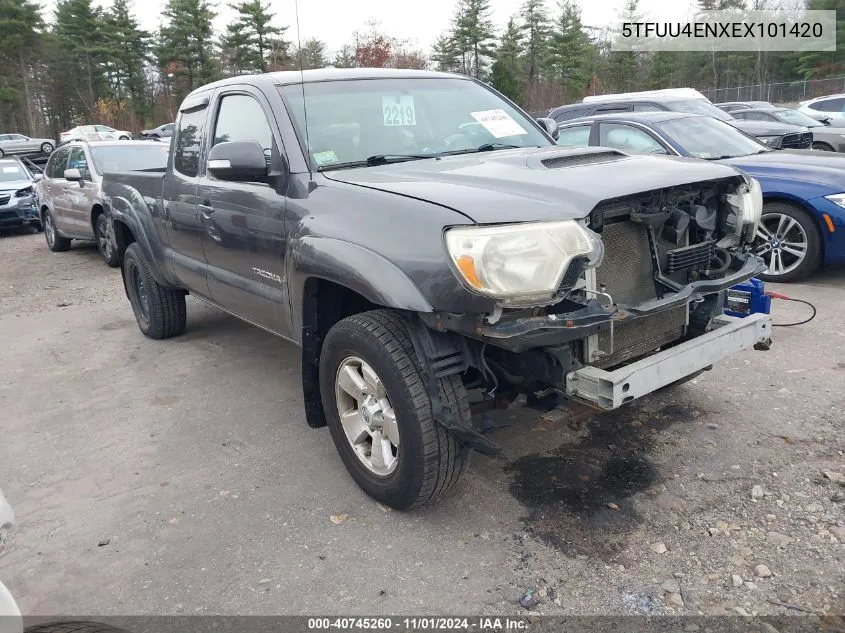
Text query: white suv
797 94 845 125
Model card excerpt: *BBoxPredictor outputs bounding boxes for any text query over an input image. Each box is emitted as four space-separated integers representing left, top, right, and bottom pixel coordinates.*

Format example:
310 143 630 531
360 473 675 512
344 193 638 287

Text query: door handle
199 202 215 218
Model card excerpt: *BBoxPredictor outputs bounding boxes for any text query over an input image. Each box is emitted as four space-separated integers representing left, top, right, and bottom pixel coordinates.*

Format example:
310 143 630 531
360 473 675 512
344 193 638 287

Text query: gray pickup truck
101 69 771 509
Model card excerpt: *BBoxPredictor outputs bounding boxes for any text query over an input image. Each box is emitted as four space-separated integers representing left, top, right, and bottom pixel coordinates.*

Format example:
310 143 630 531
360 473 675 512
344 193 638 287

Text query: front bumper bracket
565 313 772 410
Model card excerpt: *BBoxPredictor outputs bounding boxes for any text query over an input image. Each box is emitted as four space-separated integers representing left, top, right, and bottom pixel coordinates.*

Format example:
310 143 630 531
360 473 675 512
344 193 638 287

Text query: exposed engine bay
423 176 765 407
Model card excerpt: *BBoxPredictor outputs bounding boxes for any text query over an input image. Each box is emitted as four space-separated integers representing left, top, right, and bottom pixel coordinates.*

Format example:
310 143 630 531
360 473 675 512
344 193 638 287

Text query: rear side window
174 108 206 177
47 146 71 178
557 125 592 147
809 97 845 112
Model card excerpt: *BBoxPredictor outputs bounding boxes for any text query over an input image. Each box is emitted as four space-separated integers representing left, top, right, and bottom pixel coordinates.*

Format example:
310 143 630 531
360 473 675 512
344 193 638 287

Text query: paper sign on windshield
2 167 21 174
382 96 416 126
470 109 528 138
312 150 339 166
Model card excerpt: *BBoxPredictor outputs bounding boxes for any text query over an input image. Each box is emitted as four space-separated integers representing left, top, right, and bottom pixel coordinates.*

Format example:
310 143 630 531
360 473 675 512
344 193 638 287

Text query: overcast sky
41 0 696 54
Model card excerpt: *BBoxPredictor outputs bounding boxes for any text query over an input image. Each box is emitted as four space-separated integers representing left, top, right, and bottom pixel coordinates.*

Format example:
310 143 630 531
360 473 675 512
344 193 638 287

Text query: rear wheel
0 149 4 158
95 212 119 267
118 135 130 141
812 141 835 152
123 243 186 339
43 209 71 252
753 202 822 282
40 142 54 154
319 310 470 509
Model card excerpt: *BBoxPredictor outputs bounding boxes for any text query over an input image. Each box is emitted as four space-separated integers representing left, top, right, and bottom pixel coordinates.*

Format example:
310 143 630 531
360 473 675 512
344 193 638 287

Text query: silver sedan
0 133 55 158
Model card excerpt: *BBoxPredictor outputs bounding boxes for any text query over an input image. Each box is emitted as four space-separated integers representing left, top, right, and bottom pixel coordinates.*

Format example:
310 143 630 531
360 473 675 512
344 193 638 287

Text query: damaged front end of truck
408 172 772 455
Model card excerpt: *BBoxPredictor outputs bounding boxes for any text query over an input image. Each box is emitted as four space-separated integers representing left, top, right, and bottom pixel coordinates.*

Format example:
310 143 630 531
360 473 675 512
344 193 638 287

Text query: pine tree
157 0 217 98
333 44 356 68
519 0 550 84
453 0 497 79
296 38 328 70
54 0 108 118
431 34 461 73
222 0 288 74
0 0 43 133
102 0 149 106
490 17 523 103
547 0 593 97
606 0 642 92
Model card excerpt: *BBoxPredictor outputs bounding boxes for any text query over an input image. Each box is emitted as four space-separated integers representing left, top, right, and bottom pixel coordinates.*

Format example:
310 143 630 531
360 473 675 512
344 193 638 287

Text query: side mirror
536 117 560 141
33 173 43 182
207 141 268 182
64 168 83 182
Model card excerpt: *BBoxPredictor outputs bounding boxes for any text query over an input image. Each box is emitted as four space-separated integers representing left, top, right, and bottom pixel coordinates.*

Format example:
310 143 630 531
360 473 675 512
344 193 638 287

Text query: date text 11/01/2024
307 618 529 631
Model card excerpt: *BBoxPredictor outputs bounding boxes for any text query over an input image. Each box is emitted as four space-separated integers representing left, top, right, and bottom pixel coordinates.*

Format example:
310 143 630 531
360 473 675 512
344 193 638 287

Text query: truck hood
719 149 845 190
322 146 743 224
730 120 808 136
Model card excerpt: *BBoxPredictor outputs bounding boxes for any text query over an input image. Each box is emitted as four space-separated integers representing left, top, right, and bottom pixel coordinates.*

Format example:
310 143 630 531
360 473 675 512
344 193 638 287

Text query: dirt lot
1 226 843 618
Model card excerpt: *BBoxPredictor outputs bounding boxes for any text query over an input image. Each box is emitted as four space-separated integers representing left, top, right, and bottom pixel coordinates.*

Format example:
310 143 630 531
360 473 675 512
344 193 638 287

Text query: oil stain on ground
504 402 696 560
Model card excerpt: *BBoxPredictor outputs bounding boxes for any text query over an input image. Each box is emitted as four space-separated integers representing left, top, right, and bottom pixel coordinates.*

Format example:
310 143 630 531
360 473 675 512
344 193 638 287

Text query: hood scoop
541 150 627 169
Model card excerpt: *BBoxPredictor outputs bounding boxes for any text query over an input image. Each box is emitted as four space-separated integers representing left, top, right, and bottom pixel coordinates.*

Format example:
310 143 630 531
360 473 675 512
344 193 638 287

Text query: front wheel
753 202 822 282
812 142 835 152
123 243 186 339
43 209 71 252
95 212 119 267
118 135 130 141
319 310 470 510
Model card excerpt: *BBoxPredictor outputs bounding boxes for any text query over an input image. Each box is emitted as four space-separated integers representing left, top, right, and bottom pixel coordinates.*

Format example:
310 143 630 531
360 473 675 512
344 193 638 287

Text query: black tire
118 135 130 141
25 622 129 633
755 202 822 283
319 310 471 510
0 148 4 158
40 142 54 154
123 243 186 339
43 209 71 252
95 212 119 267
32 222 43 232
812 141 835 152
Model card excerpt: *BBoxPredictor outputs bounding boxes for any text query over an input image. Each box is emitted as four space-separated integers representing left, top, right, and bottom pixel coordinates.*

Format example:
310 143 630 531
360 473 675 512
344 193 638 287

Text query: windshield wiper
442 142 526 157
316 154 438 171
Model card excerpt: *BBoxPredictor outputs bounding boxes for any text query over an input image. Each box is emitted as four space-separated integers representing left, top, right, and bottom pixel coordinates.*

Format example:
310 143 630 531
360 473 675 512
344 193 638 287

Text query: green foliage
297 38 329 70
452 0 497 78
519 0 551 83
490 18 523 102
547 1 593 97
221 0 289 74
156 0 218 96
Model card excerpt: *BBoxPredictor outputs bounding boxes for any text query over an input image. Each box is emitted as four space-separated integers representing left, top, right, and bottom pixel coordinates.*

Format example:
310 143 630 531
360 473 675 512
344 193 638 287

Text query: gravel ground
0 225 843 619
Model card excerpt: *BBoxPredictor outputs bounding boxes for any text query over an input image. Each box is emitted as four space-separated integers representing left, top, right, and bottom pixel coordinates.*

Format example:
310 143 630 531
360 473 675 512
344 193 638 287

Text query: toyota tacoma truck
101 69 772 510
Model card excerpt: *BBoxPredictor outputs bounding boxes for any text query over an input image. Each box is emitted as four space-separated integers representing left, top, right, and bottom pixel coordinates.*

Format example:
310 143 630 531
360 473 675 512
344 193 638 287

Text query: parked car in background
60 125 132 144
139 123 175 139
797 94 845 126
549 91 812 149
715 101 777 113
731 107 845 152
555 111 845 282
0 133 55 158
37 140 168 265
0 157 42 232
0 487 23 633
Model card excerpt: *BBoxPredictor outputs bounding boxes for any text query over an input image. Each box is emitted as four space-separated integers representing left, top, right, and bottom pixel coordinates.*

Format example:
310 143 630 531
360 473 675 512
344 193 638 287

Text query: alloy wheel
753 212 808 278
334 356 400 476
97 215 113 261
45 214 55 248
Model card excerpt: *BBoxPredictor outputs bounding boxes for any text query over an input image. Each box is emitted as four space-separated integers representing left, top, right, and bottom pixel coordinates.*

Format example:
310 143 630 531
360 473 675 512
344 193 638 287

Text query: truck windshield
90 145 170 173
279 78 551 170
656 115 770 159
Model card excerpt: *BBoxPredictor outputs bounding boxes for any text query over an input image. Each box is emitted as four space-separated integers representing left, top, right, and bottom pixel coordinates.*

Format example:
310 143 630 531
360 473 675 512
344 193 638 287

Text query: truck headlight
726 177 763 242
445 220 604 304
757 136 781 147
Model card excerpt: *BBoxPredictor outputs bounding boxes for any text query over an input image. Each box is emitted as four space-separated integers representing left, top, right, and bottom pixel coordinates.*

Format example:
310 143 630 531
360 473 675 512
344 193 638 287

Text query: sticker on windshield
382 96 416 126
312 150 339 166
2 167 21 173
470 109 528 138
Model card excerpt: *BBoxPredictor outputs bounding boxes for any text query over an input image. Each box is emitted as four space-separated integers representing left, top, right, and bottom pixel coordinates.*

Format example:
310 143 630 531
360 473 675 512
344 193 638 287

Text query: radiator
588 221 687 369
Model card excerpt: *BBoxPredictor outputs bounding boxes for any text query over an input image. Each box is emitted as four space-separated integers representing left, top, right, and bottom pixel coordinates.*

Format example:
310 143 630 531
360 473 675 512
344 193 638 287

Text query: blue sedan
556 111 845 282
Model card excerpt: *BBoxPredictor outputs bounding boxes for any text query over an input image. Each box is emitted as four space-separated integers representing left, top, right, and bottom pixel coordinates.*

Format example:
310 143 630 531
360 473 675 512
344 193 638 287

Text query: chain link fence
704 76 845 106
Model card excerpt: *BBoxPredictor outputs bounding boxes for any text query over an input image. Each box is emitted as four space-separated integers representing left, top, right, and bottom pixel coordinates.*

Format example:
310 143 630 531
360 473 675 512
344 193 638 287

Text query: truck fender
290 235 434 318
105 187 176 289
